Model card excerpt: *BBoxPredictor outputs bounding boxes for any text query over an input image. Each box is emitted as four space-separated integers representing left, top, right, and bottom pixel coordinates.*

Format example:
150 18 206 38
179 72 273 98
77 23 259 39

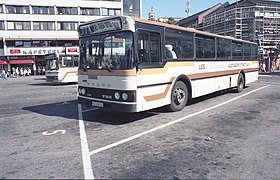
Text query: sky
142 0 237 19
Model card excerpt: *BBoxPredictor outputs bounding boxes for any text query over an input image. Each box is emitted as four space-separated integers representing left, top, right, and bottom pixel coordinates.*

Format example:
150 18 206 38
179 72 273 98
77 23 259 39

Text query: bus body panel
78 15 259 113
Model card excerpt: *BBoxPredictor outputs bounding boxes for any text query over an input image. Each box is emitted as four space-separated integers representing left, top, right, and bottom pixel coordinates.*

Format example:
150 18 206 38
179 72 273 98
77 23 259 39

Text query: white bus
45 49 79 83
77 16 259 112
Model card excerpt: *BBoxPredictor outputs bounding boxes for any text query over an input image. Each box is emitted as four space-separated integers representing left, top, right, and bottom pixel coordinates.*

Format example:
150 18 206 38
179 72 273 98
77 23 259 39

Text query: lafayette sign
6 47 79 56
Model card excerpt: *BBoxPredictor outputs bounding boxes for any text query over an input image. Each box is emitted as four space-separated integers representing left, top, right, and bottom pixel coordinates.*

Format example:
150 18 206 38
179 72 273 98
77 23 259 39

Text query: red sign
10 49 21 54
67 48 78 53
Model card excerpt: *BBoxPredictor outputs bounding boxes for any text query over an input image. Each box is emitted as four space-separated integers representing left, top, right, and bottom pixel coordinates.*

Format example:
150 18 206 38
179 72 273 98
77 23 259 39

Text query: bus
77 16 259 112
45 48 79 83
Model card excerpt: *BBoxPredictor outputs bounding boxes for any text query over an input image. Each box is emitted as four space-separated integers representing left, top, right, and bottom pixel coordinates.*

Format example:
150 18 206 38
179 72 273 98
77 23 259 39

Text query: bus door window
137 30 161 64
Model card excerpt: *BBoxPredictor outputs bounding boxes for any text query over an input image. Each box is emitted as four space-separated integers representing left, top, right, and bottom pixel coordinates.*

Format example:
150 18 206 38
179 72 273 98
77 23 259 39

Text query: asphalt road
0 74 279 179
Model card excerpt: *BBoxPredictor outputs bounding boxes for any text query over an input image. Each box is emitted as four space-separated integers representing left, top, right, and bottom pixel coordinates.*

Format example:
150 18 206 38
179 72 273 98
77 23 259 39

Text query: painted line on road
89 85 270 156
82 107 99 113
78 104 94 179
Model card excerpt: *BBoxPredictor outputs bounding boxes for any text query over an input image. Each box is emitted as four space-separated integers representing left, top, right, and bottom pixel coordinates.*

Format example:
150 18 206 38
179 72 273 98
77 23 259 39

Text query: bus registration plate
92 101 104 108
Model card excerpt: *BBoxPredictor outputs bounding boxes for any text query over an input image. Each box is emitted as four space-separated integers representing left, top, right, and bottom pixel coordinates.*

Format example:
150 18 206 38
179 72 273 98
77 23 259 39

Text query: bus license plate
92 101 104 108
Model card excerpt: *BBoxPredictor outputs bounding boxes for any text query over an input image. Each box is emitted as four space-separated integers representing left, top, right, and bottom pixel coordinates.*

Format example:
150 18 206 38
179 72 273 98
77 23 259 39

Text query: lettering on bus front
79 18 122 36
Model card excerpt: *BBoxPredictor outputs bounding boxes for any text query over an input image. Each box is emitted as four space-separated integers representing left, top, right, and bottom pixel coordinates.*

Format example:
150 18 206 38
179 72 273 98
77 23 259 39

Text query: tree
167 17 176 24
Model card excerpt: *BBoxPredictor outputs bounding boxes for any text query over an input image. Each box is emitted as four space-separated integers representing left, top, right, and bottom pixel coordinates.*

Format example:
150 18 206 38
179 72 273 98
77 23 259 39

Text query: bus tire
236 73 245 93
168 81 188 112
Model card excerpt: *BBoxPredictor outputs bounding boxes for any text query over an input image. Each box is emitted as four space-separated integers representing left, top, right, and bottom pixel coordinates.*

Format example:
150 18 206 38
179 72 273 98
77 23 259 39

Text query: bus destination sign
79 18 122 37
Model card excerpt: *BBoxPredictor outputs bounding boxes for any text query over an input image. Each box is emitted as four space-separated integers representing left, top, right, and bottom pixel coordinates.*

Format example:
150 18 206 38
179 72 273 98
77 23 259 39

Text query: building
177 0 280 65
176 3 222 28
158 17 183 24
148 7 156 21
0 0 142 75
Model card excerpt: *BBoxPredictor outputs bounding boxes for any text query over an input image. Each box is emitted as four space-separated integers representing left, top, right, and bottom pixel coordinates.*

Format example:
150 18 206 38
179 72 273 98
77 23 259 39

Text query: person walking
1 69 8 81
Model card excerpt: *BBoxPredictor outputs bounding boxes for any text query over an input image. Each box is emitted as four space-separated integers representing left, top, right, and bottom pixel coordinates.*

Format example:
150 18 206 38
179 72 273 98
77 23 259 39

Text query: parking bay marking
42 130 66 136
78 104 94 180
89 85 270 156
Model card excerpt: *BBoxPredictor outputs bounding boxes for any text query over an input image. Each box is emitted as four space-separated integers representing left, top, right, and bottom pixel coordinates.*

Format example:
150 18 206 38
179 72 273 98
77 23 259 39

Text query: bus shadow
82 109 156 125
23 100 155 124
23 100 78 120
27 82 77 86
188 87 246 105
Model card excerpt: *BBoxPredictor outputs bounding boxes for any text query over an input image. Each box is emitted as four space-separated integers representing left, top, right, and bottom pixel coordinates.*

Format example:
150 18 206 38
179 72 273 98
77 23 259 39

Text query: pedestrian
1 69 8 81
12 67 16 78
15 67 19 78
262 63 266 72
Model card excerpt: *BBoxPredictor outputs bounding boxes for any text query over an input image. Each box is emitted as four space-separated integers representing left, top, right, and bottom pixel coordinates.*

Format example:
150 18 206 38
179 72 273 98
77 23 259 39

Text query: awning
9 60 35 65
0 60 8 65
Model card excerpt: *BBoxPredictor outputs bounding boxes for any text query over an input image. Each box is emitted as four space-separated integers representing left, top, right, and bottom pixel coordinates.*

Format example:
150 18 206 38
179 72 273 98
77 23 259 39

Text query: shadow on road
27 82 77 86
83 109 156 125
23 100 78 120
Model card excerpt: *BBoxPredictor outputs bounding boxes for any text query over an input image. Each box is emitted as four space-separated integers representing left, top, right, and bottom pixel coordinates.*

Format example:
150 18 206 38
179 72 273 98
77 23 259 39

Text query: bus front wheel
168 81 188 112
236 73 245 93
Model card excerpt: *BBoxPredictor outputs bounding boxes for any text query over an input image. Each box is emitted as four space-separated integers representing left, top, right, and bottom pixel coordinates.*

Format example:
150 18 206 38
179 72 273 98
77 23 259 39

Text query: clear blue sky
142 0 237 19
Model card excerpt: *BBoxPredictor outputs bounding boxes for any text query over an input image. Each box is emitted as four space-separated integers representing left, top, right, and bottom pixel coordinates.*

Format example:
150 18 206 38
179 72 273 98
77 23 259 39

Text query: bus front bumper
78 97 137 113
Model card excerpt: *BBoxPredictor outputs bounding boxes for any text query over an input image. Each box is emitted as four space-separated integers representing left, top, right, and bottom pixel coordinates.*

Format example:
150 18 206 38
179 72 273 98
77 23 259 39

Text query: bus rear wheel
236 73 245 93
168 81 188 112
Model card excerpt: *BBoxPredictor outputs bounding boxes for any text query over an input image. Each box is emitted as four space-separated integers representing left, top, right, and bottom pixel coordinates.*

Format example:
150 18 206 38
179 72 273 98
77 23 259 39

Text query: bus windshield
79 31 134 71
46 58 59 70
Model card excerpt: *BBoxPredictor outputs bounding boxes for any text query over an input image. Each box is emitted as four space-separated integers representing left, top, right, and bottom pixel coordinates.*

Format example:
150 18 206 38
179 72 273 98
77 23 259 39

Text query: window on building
32 41 49 47
80 8 100 15
165 28 194 59
33 22 55 30
0 21 4 30
6 5 30 14
57 40 79 47
57 22 78 30
0 4 3 13
102 8 121 16
232 41 243 59
137 30 161 64
217 38 231 59
32 6 55 14
7 21 31 30
123 0 140 18
0 41 3 48
57 7 78 15
195 35 215 59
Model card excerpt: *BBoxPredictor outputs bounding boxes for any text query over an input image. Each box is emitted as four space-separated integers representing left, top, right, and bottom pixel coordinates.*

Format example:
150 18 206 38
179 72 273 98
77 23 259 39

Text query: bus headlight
81 88 85 95
122 93 128 101
114 92 120 100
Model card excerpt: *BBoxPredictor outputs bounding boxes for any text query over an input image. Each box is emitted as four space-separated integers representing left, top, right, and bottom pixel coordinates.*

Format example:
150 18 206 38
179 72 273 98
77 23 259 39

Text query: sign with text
6 47 79 56
79 18 122 37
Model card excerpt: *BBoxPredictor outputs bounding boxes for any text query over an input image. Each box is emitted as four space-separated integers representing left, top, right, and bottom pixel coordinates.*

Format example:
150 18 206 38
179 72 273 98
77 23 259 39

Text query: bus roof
79 16 256 45
132 17 257 45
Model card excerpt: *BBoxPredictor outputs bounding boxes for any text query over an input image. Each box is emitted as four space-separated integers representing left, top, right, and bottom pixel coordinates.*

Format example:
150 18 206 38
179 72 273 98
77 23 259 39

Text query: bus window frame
164 27 195 60
194 33 216 60
135 28 163 68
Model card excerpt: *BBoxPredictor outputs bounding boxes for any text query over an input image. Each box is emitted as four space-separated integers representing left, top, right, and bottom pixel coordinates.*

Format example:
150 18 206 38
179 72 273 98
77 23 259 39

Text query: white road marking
42 130 66 135
78 104 94 179
89 85 270 156
82 107 99 113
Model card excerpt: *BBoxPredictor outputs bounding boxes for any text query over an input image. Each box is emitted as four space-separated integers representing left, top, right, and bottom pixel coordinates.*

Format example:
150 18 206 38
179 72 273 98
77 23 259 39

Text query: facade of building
157 17 183 23
177 0 280 68
176 3 222 28
0 0 142 75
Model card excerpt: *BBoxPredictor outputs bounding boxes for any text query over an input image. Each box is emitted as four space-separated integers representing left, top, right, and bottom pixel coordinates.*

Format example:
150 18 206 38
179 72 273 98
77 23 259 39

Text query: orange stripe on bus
144 77 176 102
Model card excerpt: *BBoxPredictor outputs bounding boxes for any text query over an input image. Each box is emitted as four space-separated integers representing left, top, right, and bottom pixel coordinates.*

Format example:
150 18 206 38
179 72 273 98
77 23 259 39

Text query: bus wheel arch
168 75 192 112
236 71 245 93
